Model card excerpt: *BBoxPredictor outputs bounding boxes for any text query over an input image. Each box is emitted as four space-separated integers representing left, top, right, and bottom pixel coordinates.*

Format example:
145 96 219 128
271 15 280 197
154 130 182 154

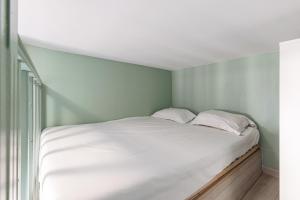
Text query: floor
242 173 279 200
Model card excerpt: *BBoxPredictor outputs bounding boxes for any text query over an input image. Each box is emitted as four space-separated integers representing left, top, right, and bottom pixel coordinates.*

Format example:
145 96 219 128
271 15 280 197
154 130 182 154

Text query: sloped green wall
26 45 172 128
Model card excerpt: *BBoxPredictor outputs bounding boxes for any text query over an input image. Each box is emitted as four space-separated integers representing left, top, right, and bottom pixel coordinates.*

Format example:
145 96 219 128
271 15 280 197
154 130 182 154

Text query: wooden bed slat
186 145 262 200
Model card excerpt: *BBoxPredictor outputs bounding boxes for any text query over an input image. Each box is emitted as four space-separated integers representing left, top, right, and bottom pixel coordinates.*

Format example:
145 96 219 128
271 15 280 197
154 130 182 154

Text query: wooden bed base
186 145 262 200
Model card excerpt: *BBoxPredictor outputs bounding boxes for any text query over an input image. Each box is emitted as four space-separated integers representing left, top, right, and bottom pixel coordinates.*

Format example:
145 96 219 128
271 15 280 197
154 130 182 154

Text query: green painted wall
25 44 278 169
25 45 172 128
172 53 279 169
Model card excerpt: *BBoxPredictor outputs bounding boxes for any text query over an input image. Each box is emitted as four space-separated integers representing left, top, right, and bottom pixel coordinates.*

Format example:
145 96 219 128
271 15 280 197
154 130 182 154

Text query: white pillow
152 108 196 124
190 110 256 135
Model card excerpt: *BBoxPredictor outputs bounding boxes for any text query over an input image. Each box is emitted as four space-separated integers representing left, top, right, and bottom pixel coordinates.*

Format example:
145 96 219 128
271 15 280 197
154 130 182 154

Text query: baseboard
262 166 279 178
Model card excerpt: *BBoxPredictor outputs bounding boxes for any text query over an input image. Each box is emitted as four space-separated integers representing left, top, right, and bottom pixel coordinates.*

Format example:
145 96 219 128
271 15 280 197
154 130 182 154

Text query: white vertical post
280 38 300 199
19 69 29 200
32 81 41 200
27 76 34 200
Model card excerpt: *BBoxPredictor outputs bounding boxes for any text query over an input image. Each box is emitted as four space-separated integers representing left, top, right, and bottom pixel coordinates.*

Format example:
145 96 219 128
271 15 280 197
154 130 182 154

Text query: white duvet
39 117 259 200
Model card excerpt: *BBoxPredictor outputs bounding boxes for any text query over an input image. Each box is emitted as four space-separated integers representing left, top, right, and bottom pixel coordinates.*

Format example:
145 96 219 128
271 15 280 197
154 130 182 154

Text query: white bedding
39 117 259 200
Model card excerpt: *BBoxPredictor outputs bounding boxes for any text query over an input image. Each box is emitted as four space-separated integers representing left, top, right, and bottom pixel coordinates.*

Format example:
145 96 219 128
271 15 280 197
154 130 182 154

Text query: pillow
190 110 255 135
152 108 196 124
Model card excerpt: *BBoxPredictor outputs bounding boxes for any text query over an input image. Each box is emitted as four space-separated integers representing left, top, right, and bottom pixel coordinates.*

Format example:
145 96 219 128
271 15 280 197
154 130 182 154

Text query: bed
39 116 260 200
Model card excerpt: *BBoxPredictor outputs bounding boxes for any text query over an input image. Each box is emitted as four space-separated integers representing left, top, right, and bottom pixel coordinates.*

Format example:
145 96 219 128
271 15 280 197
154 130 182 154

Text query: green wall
26 44 278 169
172 53 279 169
25 45 172 128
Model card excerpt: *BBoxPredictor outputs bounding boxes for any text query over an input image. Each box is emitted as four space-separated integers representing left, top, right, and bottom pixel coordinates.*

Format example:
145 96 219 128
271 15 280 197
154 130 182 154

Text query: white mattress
39 117 259 200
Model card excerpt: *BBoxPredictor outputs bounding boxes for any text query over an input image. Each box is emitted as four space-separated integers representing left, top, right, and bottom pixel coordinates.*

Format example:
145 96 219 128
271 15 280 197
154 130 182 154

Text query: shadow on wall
42 85 99 129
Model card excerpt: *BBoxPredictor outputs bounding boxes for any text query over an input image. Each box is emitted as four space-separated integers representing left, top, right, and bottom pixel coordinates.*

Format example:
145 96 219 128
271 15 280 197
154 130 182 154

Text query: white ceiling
19 0 300 70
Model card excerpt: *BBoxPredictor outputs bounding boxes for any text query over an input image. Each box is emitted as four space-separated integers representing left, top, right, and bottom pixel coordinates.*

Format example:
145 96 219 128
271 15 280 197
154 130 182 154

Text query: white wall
280 38 300 199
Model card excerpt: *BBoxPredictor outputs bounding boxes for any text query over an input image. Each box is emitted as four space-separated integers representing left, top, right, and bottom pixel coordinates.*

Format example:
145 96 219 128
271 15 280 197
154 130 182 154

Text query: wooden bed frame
186 145 262 200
